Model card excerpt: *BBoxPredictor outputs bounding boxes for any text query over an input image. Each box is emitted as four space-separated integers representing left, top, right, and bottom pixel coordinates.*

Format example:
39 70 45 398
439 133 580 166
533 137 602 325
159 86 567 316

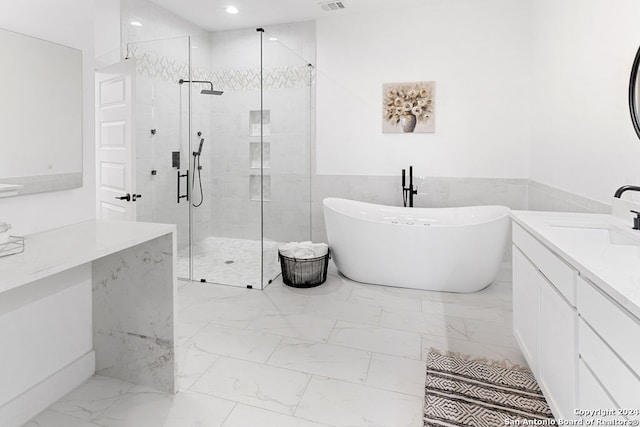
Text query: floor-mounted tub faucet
402 166 418 207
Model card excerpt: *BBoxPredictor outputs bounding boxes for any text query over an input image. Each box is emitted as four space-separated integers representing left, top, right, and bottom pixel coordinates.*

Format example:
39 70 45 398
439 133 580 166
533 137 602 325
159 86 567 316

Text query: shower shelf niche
250 174 271 202
250 142 270 169
249 110 271 137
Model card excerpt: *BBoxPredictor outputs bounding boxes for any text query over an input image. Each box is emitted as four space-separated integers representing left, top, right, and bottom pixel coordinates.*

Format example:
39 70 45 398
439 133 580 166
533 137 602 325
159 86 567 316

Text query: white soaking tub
323 198 510 292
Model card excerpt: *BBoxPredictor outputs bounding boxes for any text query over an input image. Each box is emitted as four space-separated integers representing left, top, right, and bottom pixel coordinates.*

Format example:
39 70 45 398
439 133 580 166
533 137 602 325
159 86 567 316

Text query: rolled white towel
0 222 11 245
279 241 329 259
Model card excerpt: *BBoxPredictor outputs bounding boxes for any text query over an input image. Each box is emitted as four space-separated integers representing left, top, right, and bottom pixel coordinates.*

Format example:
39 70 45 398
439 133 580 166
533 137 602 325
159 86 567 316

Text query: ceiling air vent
318 1 346 12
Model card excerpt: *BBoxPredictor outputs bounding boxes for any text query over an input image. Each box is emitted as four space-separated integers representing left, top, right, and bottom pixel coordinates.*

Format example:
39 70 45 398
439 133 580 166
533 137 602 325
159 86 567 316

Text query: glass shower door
260 30 314 288
127 36 192 280
190 28 263 287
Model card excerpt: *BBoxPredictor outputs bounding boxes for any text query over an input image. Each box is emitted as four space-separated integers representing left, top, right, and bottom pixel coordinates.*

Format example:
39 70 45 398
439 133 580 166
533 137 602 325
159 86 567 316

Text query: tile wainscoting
311 176 610 254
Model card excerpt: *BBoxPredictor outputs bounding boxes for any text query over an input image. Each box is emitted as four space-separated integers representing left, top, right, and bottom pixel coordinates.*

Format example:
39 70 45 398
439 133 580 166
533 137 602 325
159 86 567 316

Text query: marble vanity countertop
0 219 175 294
511 210 640 319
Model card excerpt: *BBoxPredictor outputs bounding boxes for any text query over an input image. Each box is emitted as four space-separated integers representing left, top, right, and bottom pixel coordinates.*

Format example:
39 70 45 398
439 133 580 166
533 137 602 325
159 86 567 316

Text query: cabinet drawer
513 223 576 305
577 359 621 420
578 318 640 410
578 276 640 376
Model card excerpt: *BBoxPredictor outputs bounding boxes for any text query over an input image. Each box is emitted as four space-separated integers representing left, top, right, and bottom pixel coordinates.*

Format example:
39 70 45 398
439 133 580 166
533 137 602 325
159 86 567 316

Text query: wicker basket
278 249 330 288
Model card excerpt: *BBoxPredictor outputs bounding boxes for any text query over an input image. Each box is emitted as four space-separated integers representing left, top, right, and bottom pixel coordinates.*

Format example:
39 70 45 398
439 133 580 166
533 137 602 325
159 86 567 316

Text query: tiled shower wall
205 22 314 244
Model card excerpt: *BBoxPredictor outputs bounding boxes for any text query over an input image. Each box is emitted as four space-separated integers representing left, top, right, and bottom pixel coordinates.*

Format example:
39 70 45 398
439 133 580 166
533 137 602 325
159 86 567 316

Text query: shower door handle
177 170 189 203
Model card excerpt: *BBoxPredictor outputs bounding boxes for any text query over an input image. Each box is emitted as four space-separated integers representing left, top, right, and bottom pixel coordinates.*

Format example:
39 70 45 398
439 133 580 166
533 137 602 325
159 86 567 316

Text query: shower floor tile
177 236 282 288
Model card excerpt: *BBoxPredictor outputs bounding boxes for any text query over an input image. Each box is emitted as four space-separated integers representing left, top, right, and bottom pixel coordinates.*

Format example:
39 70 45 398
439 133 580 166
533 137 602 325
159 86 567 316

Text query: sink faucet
614 185 640 198
401 166 418 208
614 185 640 229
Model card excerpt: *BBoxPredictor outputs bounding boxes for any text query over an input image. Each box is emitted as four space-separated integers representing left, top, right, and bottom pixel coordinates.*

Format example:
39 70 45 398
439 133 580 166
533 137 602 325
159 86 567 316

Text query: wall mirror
629 45 640 140
0 27 83 198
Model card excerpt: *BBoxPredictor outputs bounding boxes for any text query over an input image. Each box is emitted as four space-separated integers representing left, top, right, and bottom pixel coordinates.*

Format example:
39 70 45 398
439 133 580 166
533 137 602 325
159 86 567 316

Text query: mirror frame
629 45 640 140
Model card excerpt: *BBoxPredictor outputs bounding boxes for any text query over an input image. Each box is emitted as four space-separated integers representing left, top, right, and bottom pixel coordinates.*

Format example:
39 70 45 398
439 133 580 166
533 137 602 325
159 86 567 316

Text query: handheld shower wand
192 132 205 207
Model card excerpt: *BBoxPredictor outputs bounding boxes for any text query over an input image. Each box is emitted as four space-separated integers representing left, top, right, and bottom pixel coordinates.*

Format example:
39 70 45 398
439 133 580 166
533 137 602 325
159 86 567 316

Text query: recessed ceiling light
130 21 143 27
225 5 239 14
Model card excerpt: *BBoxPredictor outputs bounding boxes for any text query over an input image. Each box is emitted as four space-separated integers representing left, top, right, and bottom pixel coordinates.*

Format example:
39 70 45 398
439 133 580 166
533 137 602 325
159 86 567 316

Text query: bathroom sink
549 224 640 247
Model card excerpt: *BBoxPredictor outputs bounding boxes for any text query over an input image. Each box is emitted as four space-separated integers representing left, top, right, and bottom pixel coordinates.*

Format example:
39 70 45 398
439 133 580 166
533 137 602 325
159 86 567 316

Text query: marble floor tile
248 312 336 343
328 321 422 359
365 353 427 397
93 386 235 427
295 377 422 427
421 299 511 323
48 375 134 421
27 253 524 427
303 298 382 326
464 318 519 348
347 284 423 313
175 321 207 347
186 323 282 363
421 333 528 369
378 309 468 339
266 271 355 303
222 404 331 427
191 357 311 415
177 347 219 390
179 299 264 329
237 289 310 313
23 410 102 427
176 295 200 314
178 281 246 303
267 338 371 383
494 263 513 283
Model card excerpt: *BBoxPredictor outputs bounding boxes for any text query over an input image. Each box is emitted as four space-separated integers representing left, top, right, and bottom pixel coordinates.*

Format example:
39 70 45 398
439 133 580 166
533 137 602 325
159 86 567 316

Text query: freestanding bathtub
323 198 511 292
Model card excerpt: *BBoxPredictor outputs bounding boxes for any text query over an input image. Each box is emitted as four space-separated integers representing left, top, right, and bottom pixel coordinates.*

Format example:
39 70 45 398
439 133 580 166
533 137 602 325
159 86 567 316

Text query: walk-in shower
125 24 314 290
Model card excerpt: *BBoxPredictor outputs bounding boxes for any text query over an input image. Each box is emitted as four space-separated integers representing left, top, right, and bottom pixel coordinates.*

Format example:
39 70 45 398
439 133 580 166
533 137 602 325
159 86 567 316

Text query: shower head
178 79 223 96
201 89 224 95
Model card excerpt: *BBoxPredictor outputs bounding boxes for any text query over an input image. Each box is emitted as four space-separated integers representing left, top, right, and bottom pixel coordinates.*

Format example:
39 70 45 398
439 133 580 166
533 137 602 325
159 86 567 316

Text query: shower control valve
631 210 640 230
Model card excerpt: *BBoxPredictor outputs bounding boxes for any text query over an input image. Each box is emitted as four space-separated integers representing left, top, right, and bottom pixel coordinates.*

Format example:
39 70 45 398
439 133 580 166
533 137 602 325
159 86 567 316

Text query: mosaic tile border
127 45 314 90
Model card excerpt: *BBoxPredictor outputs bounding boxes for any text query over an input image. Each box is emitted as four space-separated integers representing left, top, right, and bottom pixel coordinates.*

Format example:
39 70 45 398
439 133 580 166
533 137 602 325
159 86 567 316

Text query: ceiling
147 0 428 32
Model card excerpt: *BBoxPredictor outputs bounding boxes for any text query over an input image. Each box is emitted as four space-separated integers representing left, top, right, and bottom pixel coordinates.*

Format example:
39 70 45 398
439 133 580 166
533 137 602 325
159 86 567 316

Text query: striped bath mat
424 351 554 427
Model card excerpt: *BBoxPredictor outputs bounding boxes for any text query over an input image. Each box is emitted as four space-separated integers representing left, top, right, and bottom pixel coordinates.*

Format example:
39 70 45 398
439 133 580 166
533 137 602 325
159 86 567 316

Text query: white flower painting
383 81 435 133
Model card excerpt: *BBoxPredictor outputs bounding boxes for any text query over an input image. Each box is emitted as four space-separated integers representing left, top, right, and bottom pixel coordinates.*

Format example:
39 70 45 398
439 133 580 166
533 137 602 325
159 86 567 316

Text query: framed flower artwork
382 81 435 133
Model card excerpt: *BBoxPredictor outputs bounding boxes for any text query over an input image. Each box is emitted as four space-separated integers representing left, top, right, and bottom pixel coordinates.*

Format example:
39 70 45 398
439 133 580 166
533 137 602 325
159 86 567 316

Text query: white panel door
95 60 136 221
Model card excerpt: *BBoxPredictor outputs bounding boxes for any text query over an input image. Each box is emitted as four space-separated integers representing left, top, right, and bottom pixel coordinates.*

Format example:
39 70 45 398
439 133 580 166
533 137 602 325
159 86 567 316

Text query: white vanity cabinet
511 215 640 421
512 223 577 419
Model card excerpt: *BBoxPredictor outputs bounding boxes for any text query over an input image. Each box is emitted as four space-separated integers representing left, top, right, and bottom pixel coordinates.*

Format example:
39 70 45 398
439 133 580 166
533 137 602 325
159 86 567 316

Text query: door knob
115 193 131 202
132 194 142 202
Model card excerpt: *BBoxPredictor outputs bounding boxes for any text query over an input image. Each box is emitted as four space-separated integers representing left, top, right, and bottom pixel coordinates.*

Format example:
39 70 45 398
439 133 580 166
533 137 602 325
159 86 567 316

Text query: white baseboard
0 351 95 427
